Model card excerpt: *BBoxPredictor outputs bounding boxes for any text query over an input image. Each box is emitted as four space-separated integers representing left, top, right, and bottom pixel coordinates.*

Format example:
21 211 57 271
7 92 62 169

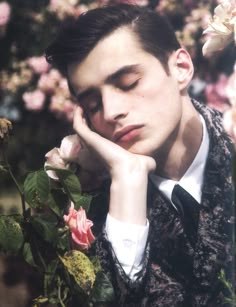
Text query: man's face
68 27 184 158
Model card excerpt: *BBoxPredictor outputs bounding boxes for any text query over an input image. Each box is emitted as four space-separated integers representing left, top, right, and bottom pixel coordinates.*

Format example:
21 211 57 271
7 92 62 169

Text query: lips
113 125 143 143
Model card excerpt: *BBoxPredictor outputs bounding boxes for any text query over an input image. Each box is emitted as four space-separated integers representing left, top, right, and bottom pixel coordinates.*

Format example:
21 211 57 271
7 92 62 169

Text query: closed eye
118 79 140 91
87 101 101 115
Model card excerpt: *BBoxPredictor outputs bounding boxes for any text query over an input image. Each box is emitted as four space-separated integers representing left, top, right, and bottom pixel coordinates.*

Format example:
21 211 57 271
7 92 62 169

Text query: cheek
89 115 112 138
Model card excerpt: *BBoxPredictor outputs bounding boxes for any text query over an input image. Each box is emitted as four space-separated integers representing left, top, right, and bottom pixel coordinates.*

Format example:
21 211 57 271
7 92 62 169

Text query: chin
126 145 155 157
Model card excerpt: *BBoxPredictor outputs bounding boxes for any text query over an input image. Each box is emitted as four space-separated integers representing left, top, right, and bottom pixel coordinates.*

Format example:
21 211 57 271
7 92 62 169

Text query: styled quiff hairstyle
45 4 181 75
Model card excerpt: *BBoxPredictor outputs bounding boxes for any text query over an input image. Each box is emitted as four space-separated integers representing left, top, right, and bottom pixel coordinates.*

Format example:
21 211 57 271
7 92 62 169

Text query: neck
154 97 203 181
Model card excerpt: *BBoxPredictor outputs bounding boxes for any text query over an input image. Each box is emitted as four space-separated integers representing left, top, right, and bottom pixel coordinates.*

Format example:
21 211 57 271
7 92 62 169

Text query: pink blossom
27 56 50 74
22 90 46 111
0 2 11 26
44 132 107 190
60 134 82 162
64 203 95 250
45 147 70 180
38 69 62 93
205 74 230 112
49 96 75 121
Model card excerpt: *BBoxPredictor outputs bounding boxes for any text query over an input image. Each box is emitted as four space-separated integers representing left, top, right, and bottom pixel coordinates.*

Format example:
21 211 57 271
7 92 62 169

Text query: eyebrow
76 64 140 102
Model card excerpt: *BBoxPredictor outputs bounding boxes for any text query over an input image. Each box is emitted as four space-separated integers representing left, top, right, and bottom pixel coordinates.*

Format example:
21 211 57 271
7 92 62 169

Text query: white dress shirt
105 115 209 280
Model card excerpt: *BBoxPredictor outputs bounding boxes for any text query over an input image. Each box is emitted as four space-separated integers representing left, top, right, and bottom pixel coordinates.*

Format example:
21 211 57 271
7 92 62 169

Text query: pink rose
27 56 50 74
44 135 81 180
45 134 108 190
64 203 95 250
60 134 82 162
45 147 70 180
22 89 46 111
0 2 11 26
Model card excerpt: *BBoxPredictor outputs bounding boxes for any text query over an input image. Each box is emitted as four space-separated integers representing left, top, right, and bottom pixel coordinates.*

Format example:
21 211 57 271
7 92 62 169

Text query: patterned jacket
89 100 235 307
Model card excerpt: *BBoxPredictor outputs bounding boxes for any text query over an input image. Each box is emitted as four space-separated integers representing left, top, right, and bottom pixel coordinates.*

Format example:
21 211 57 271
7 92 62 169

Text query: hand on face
73 106 156 181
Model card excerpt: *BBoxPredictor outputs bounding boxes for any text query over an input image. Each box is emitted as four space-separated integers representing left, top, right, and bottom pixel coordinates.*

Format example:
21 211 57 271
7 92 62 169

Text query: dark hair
45 4 180 75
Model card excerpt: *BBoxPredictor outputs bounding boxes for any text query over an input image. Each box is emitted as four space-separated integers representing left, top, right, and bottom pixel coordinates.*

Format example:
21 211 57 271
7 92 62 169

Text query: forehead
68 27 156 91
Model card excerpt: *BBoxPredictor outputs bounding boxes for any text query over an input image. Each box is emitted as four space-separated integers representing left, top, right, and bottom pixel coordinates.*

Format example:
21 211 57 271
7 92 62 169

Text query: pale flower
27 56 50 74
44 135 81 180
60 134 82 162
0 2 11 26
22 90 46 111
64 203 95 250
202 0 236 57
45 147 70 180
44 133 107 190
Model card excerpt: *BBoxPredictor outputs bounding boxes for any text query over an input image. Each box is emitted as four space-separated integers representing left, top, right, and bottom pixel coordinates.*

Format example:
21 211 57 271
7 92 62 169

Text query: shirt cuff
105 213 149 280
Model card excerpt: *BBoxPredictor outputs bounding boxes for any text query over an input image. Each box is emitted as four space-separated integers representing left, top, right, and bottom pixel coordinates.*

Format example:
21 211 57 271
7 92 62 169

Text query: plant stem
57 278 66 307
2 142 27 219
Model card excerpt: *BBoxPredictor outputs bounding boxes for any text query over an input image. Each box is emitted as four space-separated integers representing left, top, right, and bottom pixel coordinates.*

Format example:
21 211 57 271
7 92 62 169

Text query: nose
102 87 128 122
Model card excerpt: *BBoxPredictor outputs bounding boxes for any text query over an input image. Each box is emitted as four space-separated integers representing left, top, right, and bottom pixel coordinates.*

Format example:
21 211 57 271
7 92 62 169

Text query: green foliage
46 167 92 212
30 214 59 243
0 215 24 253
60 250 96 295
90 271 115 303
0 163 113 306
22 242 36 267
219 270 236 306
24 170 50 208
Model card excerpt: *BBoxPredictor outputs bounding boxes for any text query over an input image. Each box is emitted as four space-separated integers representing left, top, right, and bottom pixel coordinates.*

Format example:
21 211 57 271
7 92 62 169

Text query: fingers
73 106 89 136
73 106 124 167
72 106 156 176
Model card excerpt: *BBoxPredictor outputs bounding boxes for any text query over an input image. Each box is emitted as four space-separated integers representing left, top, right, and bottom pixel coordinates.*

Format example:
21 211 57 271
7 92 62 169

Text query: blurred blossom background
0 0 236 208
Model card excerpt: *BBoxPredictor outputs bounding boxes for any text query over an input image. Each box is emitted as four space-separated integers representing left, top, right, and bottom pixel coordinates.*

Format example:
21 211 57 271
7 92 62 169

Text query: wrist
108 176 148 225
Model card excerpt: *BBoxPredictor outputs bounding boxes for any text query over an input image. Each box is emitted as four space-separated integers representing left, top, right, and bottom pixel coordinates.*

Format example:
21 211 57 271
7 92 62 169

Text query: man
45 4 234 306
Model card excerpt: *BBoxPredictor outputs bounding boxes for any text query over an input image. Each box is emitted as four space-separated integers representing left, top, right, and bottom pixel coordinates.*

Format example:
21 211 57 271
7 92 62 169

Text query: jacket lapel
191 100 234 288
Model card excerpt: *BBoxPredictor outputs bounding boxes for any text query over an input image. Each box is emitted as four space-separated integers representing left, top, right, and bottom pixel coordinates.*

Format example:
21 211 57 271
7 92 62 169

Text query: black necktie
171 184 201 247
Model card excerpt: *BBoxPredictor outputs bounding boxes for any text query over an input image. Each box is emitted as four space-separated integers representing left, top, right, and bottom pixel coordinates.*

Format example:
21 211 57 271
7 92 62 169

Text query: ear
169 48 194 91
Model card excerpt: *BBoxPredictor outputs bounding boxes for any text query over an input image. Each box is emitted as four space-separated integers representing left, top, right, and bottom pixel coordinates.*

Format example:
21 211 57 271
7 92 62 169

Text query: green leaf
59 250 96 295
46 193 61 217
22 242 36 267
30 214 58 243
90 256 102 274
90 271 115 303
47 189 69 217
46 167 93 212
0 216 24 253
73 194 92 212
56 227 70 252
56 169 92 212
55 168 81 198
24 170 50 208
